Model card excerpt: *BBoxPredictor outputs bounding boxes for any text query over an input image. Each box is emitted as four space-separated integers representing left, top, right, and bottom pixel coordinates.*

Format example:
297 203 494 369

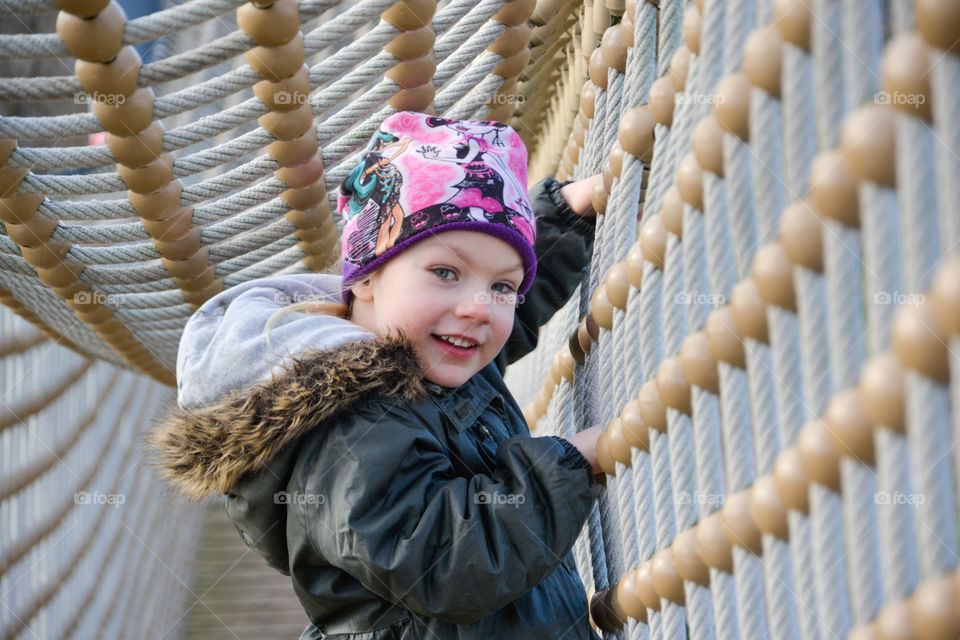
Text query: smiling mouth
433 334 480 348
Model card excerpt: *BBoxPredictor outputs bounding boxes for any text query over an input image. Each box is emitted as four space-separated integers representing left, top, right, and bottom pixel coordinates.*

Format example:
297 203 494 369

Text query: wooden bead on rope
773 0 811 51
596 430 616 475
915 0 960 53
259 101 314 140
797 419 841 492
743 25 782 98
683 3 701 55
253 65 311 112
840 104 897 187
609 140 625 178
773 447 811 513
591 284 614 330
495 0 536 25
615 569 648 621
606 417 633 467
626 241 645 289
127 181 181 220
586 312 600 341
56 0 125 62
651 548 686 604
637 380 667 433
634 562 661 610
680 330 720 393
672 526 710 586
75 46 141 99
730 278 769 343
569 327 586 365
882 34 932 121
577 317 593 356
824 389 875 466
661 185 683 237
670 46 691 92
105 121 164 169
558 348 575 381
581 81 597 119
877 600 918 640
591 178 608 215
859 353 906 432
275 152 325 189
93 87 154 137
714 72 751 141
620 398 650 451
809 150 859 227
618 106 656 164
605 262 630 309
693 114 724 176
237 0 300 46
892 301 950 383
749 474 789 540
779 199 823 272
55 0 109 18
721 489 764 555
656 357 691 415
601 24 628 74
705 306 746 369
752 243 797 311
589 47 609 91
931 257 960 336
649 76 676 127
911 574 960 640
245 33 305 81
676 152 703 210
640 214 667 269
696 512 734 572
266 125 319 167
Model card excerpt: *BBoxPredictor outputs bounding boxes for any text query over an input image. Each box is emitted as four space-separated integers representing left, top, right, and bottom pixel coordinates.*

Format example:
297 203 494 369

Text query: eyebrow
443 244 525 279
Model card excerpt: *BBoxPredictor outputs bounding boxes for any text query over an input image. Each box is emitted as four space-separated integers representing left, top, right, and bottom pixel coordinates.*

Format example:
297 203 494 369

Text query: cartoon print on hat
337 111 538 303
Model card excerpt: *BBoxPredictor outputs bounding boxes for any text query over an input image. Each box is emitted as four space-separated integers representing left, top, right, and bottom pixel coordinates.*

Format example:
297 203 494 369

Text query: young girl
151 111 604 639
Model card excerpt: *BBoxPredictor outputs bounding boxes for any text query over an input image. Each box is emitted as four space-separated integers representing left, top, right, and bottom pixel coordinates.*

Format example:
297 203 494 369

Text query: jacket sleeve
294 400 598 624
499 178 596 369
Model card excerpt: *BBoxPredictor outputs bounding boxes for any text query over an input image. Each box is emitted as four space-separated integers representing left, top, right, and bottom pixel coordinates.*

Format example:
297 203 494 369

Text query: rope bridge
1 0 959 637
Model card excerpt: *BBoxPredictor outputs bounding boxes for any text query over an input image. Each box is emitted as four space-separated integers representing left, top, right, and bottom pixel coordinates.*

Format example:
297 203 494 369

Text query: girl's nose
455 291 493 324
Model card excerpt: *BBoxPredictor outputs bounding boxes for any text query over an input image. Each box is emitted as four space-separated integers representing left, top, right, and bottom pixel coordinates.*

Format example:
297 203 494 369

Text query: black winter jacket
150 178 602 639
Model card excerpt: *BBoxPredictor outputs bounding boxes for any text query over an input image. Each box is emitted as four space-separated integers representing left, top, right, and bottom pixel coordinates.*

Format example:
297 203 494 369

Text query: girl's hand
564 424 603 474
559 174 601 219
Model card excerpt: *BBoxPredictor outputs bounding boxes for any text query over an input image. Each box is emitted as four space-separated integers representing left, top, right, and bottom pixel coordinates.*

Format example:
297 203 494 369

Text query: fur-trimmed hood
146 273 428 501
148 336 426 501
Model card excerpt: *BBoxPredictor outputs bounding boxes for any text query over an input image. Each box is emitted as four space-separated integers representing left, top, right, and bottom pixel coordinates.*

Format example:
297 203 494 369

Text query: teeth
439 335 477 348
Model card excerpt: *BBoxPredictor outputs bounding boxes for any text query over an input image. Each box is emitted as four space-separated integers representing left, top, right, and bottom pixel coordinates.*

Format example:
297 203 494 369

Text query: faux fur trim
147 337 425 501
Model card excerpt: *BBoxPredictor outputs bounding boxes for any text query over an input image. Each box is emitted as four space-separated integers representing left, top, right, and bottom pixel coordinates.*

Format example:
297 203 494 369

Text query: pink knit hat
337 111 537 303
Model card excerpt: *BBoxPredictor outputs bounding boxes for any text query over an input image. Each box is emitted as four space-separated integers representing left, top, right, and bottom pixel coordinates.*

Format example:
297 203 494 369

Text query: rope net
1 0 959 637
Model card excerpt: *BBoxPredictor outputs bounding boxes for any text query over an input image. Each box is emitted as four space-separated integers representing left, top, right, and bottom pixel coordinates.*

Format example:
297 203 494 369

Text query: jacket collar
424 369 503 433
147 337 426 501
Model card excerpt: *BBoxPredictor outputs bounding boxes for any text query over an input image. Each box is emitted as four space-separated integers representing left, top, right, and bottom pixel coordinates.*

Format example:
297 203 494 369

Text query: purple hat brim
341 223 537 305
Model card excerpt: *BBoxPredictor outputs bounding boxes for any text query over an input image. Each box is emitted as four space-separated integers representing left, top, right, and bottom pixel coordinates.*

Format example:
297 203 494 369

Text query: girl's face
350 231 525 388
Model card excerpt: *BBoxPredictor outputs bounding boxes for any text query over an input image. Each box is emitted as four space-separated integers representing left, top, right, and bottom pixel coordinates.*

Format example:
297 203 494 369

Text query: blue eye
432 267 456 280
492 282 516 294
